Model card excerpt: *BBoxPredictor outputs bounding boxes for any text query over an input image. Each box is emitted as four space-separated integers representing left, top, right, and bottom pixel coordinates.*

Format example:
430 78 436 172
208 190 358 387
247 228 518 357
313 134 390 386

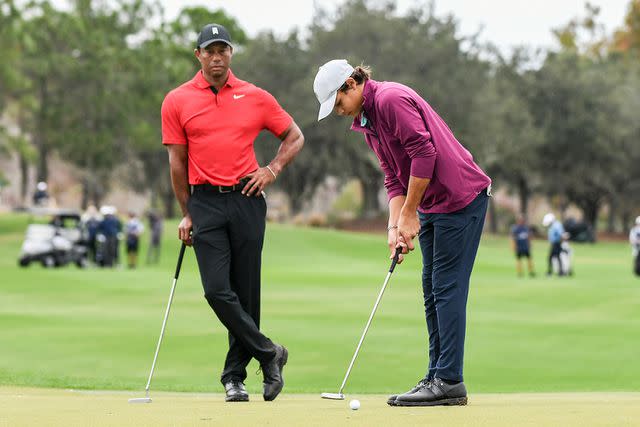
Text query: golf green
1 387 638 427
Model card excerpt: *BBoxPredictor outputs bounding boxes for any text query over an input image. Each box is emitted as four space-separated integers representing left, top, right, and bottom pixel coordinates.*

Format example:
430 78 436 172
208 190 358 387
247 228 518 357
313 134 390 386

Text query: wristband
266 165 277 179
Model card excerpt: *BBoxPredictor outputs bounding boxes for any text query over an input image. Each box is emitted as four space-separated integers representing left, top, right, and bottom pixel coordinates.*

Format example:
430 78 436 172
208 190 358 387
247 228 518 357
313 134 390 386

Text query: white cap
636 216 640 226
37 181 47 191
542 213 556 227
313 59 354 121
100 205 117 216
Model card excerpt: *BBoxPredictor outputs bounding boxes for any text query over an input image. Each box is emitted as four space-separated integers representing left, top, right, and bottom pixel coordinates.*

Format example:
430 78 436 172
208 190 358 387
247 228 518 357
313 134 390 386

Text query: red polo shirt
161 70 293 186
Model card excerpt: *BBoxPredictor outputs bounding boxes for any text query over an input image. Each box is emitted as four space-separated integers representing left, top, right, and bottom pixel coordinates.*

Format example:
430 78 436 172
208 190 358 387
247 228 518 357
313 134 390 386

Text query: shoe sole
393 396 468 407
387 385 425 406
225 395 249 402
263 346 288 401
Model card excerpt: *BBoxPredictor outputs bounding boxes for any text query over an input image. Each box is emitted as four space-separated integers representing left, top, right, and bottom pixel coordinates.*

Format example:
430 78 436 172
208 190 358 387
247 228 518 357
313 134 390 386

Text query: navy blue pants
547 242 563 275
418 191 489 383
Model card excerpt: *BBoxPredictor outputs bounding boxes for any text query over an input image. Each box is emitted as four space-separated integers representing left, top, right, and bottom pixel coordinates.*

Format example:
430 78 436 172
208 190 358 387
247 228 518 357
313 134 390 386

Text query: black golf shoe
394 377 467 407
387 378 430 406
261 344 288 401
224 381 249 402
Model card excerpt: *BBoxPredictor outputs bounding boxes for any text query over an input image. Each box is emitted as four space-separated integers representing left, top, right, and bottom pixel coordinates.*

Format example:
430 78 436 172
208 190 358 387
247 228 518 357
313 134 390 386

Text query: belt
194 178 250 194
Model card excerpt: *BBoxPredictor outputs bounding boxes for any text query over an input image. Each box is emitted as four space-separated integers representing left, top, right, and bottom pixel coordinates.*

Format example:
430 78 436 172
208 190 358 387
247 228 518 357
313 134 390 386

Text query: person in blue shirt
511 215 535 277
542 213 565 276
98 206 122 267
81 205 101 263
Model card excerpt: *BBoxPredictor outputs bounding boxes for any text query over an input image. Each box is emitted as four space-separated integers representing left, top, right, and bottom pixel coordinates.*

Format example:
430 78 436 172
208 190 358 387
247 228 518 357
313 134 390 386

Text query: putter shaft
131 242 186 403
333 248 402 397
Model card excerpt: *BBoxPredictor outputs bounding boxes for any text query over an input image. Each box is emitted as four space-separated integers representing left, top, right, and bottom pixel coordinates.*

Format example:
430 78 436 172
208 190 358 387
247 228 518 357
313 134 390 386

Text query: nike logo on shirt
233 94 245 99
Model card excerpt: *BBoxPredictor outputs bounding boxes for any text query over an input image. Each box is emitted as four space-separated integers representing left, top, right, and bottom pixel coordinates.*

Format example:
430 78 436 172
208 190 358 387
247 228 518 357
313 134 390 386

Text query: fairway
1 214 639 425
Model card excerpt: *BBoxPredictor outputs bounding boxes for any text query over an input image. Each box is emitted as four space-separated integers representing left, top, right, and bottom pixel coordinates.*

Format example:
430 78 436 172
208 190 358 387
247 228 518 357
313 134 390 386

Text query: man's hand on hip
241 167 276 197
178 215 193 246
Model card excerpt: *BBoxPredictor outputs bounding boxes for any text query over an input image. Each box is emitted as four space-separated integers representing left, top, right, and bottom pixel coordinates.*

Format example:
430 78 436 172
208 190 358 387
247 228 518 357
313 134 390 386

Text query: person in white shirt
125 212 144 269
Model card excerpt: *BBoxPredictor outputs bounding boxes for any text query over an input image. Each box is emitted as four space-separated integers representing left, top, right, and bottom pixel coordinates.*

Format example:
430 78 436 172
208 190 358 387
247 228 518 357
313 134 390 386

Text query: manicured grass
2 388 639 427
0 213 638 394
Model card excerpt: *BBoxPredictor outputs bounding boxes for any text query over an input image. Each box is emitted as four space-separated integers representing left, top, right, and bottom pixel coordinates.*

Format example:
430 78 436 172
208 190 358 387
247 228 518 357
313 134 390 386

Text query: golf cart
18 208 89 268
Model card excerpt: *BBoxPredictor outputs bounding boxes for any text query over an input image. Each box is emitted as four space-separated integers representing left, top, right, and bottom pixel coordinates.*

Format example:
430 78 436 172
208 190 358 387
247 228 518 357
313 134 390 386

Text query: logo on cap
197 23 233 49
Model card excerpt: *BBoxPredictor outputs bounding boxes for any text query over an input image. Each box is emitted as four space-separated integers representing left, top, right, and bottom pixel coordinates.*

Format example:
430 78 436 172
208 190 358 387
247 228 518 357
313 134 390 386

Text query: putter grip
174 242 187 279
389 247 402 273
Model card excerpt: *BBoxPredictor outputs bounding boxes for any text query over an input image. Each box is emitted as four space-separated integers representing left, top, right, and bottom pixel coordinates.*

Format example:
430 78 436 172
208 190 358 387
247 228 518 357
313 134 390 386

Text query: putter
321 246 402 400
129 242 187 404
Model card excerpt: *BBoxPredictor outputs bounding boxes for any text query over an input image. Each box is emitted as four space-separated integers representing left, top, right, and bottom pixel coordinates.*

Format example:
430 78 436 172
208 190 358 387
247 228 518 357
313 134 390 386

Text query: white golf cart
18 208 89 268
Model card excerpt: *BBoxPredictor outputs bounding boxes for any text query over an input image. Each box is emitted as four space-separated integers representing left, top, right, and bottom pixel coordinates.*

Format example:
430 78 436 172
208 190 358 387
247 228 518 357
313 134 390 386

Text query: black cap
196 23 233 49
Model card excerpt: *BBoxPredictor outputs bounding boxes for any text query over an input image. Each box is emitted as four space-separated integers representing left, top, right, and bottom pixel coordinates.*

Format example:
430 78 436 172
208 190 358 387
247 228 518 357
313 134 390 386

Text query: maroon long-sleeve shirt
351 79 491 214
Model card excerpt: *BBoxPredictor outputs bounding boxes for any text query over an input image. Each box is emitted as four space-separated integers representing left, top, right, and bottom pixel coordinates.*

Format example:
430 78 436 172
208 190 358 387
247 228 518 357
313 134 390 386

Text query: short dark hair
339 65 372 92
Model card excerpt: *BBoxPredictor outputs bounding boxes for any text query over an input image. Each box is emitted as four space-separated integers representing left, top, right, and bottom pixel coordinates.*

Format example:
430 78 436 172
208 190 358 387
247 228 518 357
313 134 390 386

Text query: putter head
321 392 345 400
128 397 152 404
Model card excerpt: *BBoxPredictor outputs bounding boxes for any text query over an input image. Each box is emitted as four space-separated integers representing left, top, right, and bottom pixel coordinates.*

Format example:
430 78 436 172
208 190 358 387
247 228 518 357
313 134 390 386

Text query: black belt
194 178 250 194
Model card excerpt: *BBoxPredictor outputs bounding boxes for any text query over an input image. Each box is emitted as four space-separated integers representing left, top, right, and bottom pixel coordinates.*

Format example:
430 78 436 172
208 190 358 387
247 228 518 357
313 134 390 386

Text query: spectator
32 182 49 206
630 216 640 276
146 211 163 265
125 212 144 269
98 206 122 267
82 205 102 263
511 215 535 277
542 213 565 276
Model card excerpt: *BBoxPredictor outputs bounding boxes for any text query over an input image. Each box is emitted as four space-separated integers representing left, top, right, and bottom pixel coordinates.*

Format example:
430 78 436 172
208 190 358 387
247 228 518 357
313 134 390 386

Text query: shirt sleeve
378 90 436 179
379 154 406 201
260 90 293 137
364 136 405 201
161 93 187 145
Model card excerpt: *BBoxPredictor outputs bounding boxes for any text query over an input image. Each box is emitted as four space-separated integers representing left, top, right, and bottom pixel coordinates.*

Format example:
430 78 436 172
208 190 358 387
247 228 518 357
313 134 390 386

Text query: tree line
1 0 639 233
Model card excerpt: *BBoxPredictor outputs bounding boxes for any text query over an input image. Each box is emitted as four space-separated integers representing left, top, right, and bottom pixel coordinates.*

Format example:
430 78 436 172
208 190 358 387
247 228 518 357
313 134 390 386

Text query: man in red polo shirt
161 23 304 403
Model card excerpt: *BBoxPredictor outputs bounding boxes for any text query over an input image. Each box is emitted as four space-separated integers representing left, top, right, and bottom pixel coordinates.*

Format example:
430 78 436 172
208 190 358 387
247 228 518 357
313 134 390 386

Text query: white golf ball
349 399 360 410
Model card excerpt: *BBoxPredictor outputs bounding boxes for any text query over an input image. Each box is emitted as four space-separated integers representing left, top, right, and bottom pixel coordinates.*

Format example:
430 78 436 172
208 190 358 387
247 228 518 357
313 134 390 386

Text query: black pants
189 187 276 384
547 242 563 275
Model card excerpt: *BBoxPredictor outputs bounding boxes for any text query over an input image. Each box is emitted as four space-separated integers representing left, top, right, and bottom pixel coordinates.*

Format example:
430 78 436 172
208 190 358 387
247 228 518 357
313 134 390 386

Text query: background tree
0 0 33 199
469 49 544 229
611 0 640 55
1 0 639 232
536 2 640 234
529 52 621 233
